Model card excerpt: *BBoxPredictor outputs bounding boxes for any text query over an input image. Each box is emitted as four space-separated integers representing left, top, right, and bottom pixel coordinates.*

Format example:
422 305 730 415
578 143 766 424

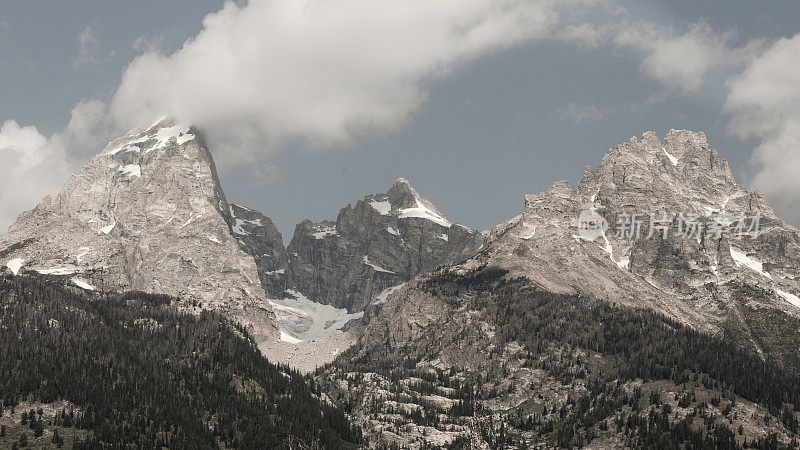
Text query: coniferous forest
324 267 800 449
5 268 800 448
0 275 360 449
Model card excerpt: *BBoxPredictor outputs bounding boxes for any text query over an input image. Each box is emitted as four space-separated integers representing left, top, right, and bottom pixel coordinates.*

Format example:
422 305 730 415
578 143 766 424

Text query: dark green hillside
0 275 360 449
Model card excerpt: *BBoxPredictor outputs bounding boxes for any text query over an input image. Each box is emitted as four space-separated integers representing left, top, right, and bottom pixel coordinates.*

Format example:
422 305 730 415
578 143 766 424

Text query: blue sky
1 0 799 238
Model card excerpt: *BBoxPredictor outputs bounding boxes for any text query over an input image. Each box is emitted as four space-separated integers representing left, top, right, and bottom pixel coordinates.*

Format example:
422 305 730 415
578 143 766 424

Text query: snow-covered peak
0 115 279 345
386 177 453 228
103 118 195 157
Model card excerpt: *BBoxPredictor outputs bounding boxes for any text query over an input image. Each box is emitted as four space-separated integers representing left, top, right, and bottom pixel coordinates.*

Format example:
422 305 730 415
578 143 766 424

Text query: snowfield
270 290 363 342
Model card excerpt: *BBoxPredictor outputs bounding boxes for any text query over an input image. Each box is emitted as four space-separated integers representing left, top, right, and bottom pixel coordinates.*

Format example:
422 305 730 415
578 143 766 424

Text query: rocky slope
286 178 484 312
322 130 800 448
0 119 278 344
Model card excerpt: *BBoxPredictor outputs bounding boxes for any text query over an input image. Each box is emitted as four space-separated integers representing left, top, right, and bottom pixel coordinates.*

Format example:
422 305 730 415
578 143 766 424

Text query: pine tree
52 428 64 447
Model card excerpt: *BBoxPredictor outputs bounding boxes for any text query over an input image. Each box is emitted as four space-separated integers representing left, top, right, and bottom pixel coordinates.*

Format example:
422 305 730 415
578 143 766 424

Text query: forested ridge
327 267 800 448
0 275 360 448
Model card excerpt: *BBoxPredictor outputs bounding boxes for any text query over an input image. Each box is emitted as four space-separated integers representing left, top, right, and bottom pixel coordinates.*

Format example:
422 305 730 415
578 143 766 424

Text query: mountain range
2 120 800 448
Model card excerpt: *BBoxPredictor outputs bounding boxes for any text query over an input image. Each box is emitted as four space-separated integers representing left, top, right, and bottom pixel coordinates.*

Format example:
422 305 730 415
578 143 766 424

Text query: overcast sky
2 0 800 239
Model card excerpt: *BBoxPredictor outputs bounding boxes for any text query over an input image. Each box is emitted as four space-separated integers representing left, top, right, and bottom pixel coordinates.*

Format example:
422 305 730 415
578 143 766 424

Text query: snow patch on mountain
777 289 800 309
369 200 391 215
143 124 194 154
730 247 772 279
363 256 395 273
71 278 95 291
311 225 337 239
373 283 406 305
398 199 452 228
270 290 363 342
98 223 116 235
5 258 24 275
118 164 141 178
36 267 77 276
231 219 250 235
662 147 679 166
108 145 140 156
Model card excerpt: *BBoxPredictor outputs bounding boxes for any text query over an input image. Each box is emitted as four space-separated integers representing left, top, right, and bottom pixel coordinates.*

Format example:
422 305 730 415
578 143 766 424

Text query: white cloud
613 22 743 91
110 0 566 168
61 98 113 160
552 17 757 92
74 25 99 69
726 34 800 223
0 99 110 231
0 121 70 231
1 1 777 235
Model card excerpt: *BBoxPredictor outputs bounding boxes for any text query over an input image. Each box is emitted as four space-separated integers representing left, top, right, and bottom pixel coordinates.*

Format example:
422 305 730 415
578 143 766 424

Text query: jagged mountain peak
574 129 776 219
340 130 800 449
1 117 278 344
382 178 453 228
101 117 196 158
50 117 232 238
284 178 484 313
461 130 800 336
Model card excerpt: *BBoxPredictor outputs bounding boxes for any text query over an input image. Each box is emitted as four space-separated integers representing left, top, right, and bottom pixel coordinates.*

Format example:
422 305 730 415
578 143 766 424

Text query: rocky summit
286 177 484 312
0 118 278 344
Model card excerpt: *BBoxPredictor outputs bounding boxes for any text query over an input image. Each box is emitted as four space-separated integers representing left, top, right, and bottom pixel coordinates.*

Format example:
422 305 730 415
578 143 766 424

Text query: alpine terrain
317 130 800 448
2 126 800 448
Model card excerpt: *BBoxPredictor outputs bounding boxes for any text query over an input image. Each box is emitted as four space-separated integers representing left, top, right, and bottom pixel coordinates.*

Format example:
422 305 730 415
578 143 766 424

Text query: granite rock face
228 203 290 297
0 119 278 344
286 178 484 311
